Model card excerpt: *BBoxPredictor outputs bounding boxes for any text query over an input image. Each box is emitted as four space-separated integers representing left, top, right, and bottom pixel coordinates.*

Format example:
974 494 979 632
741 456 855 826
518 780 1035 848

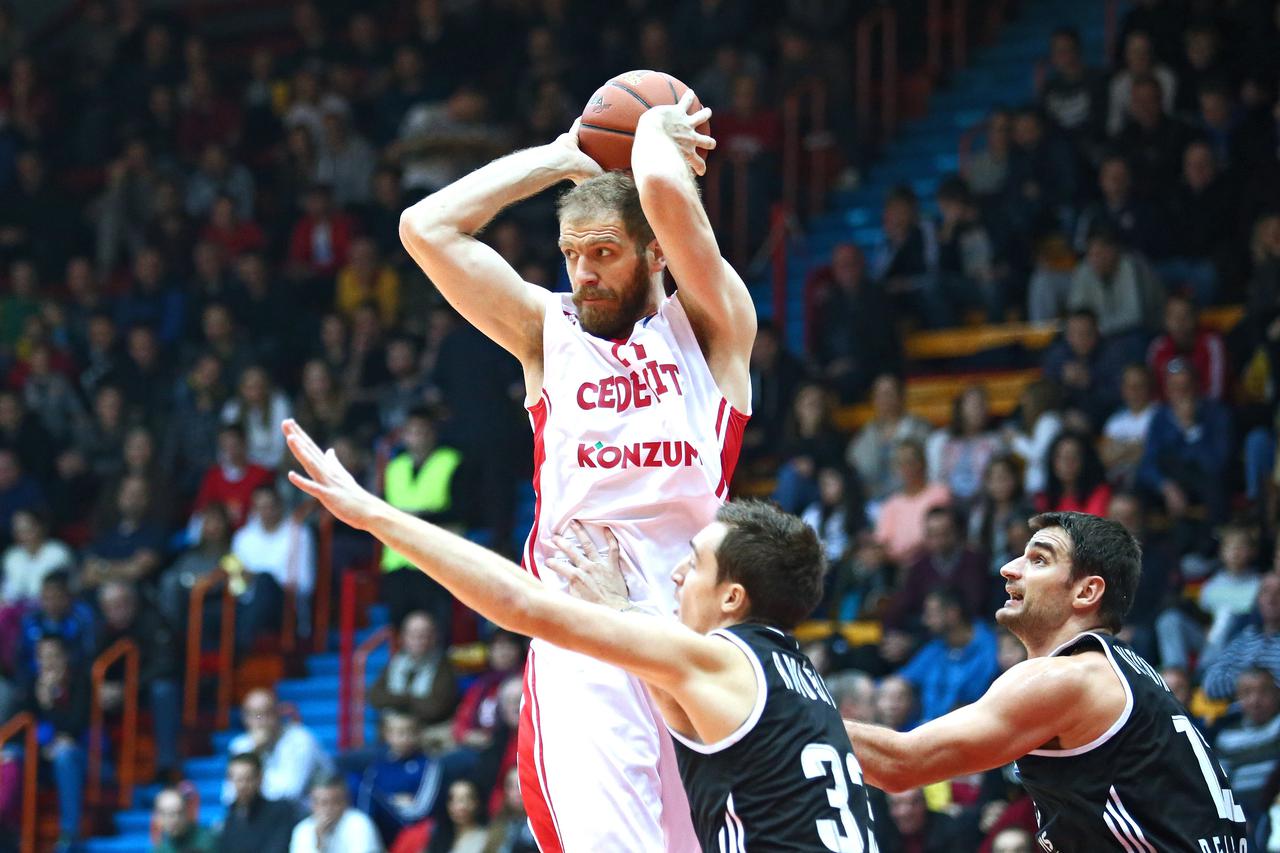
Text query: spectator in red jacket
287 184 354 290
190 423 274 529
1147 292 1228 400
449 631 525 752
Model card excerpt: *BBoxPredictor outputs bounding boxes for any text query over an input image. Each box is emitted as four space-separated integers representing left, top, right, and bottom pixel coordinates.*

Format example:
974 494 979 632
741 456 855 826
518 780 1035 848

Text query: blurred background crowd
0 0 1279 851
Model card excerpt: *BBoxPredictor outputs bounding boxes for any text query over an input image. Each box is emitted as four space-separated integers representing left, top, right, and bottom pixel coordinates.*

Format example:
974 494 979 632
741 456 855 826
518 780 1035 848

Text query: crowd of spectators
0 0 874 849
1 0 1280 851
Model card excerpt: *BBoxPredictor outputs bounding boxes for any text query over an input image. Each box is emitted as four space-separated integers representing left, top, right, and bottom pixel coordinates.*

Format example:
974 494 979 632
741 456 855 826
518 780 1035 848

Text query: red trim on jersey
716 404 750 499
523 395 549 578
518 649 565 853
713 397 728 439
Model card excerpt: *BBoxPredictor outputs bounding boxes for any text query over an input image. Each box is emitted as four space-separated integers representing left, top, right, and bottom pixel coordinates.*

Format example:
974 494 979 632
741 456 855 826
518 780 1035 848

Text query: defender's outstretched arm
844 657 1091 793
282 419 732 693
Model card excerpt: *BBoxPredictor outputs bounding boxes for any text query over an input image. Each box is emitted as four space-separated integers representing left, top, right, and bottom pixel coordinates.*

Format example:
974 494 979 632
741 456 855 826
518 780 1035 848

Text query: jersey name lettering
1114 646 1170 691
577 362 684 411
1198 834 1247 852
773 651 837 709
576 440 700 469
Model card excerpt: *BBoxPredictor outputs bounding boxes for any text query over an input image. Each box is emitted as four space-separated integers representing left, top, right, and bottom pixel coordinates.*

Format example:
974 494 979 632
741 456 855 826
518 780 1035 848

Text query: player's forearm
364 500 547 635
632 112 697 198
399 143 580 238
843 720 918 793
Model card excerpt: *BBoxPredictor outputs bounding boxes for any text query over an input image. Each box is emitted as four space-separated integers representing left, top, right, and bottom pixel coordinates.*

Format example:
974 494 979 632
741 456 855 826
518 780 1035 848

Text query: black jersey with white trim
670 623 879 852
1015 632 1248 852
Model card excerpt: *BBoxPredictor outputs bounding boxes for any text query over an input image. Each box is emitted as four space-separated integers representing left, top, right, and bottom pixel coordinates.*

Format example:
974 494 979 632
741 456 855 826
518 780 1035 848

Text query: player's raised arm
631 91 756 399
282 419 735 693
398 123 602 363
845 655 1097 793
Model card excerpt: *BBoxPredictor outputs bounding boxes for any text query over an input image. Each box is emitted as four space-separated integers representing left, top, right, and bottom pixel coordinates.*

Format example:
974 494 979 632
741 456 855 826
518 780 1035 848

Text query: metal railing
313 513 335 653
0 712 37 853
350 625 395 749
88 638 139 810
927 0 969 76
183 569 236 731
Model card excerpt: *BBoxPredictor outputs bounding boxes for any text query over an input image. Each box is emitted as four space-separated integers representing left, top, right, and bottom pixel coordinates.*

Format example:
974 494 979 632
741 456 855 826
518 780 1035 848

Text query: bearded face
572 252 653 339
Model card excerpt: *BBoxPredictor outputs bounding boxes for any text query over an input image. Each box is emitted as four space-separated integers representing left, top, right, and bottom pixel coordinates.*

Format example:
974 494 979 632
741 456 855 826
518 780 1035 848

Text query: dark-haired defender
846 511 1248 852
398 91 754 851
283 419 877 852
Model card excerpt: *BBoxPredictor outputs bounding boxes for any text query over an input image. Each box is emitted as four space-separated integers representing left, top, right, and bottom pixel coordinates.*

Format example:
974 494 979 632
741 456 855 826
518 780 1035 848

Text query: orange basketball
578 70 711 173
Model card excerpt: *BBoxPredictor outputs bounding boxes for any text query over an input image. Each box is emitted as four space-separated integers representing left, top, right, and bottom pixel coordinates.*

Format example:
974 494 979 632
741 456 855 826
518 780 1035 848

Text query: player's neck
1022 619 1111 659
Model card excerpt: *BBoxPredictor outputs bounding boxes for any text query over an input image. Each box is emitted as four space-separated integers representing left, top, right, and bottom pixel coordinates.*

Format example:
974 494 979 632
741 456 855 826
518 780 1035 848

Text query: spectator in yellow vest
381 407 462 631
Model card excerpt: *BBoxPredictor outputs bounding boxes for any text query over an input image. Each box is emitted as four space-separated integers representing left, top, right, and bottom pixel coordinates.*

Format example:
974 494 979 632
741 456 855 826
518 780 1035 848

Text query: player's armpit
847 657 1090 793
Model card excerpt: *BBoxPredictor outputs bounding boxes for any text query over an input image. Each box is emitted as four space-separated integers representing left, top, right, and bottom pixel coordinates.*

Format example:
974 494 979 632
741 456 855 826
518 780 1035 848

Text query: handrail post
217 580 235 729
314 513 334 653
338 570 357 750
89 638 141 809
856 7 899 147
782 90 801 212
0 712 38 853
351 625 394 749
770 204 789 334
731 153 749 269
806 80 829 219
183 570 236 731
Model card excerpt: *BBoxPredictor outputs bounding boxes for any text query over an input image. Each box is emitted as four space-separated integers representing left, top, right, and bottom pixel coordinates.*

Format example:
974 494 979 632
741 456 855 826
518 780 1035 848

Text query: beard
573 257 653 340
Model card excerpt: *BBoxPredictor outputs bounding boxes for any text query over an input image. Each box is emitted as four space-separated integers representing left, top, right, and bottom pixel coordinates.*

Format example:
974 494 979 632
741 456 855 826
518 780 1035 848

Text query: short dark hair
41 569 72 592
308 773 347 795
557 172 655 251
713 500 824 630
1052 26 1082 49
1066 307 1099 326
218 422 246 440
925 587 969 622
936 175 973 206
228 752 262 774
1029 511 1141 633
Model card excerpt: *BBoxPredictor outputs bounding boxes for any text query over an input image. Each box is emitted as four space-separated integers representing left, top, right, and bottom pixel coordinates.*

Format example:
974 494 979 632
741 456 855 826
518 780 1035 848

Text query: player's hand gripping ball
578 70 712 173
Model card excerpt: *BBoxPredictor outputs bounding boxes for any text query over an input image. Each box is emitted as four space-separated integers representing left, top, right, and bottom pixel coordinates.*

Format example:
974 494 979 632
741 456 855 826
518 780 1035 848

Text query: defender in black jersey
846 511 1248 853
672 622 878 853
283 421 877 852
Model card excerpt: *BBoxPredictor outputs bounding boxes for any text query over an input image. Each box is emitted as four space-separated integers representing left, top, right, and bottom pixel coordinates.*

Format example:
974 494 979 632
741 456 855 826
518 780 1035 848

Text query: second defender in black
846 512 1247 852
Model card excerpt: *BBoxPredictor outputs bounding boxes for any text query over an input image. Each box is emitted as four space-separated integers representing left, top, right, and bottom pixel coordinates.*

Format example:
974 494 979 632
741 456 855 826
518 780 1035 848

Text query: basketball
578 70 711 172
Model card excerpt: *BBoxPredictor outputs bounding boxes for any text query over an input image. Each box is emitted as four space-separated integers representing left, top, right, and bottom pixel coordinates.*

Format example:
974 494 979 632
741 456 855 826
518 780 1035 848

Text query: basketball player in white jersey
398 89 755 852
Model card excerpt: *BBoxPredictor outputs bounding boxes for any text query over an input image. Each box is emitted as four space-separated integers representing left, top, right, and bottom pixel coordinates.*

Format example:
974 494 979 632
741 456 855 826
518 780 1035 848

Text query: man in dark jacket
96 580 181 779
216 752 298 853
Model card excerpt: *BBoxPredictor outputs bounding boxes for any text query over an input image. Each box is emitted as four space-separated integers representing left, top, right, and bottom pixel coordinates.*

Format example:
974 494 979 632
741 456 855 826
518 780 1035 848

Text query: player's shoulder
1001 650 1108 702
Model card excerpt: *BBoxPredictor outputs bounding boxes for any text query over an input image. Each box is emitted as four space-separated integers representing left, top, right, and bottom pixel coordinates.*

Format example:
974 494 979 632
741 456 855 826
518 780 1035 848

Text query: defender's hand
637 89 716 176
551 119 605 185
283 419 380 530
547 521 632 609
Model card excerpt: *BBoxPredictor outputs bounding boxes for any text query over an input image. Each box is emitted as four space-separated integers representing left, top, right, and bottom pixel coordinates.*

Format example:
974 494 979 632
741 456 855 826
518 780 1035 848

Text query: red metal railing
927 0 969 75
88 638 139 810
313 513 334 653
183 569 236 730
856 6 899 147
351 625 395 749
0 712 37 853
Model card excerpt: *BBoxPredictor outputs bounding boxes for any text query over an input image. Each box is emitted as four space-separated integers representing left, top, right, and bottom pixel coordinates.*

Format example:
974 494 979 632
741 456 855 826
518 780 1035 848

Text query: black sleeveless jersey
1015 632 1248 852
671 623 879 852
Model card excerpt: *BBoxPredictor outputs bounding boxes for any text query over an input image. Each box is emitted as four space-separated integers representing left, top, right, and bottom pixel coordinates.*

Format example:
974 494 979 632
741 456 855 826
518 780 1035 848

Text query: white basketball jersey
522 291 749 611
